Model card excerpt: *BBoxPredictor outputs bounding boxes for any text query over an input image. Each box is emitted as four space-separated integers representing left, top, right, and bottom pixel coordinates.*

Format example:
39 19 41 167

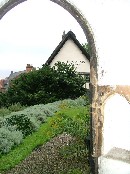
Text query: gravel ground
2 133 90 174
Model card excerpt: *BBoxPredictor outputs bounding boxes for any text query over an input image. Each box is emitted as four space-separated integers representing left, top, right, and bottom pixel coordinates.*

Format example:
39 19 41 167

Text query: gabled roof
8 71 25 81
45 31 90 65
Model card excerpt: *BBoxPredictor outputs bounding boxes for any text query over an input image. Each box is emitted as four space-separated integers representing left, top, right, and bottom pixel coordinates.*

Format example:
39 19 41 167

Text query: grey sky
0 0 87 79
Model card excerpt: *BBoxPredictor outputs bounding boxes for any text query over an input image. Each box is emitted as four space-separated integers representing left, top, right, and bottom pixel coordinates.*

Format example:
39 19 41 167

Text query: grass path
0 116 61 172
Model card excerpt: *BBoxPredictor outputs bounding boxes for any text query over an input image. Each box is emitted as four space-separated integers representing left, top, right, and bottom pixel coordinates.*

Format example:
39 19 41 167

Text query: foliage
0 100 90 173
4 114 38 137
55 106 90 138
60 138 89 174
5 62 87 106
59 96 87 109
59 137 88 160
0 103 27 118
82 43 90 55
0 92 8 108
0 97 89 156
0 126 23 155
0 118 56 171
8 103 27 112
66 168 83 174
0 107 10 118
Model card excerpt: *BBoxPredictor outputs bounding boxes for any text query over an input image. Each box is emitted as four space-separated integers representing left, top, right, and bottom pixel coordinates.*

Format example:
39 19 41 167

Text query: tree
6 62 87 106
0 92 8 108
82 43 90 55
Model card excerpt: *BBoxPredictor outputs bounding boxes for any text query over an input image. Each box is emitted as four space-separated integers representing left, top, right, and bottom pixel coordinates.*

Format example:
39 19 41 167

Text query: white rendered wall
49 39 90 73
103 94 130 154
98 94 130 174
71 0 130 86
98 156 130 174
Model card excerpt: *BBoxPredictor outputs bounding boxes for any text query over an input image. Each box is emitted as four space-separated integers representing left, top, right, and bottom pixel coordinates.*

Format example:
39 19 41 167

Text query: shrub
21 102 60 124
6 62 87 106
0 103 27 118
67 168 83 174
0 107 10 118
0 126 23 155
61 168 83 174
60 97 87 109
55 106 90 139
0 92 8 108
5 114 38 137
8 103 26 112
60 138 88 160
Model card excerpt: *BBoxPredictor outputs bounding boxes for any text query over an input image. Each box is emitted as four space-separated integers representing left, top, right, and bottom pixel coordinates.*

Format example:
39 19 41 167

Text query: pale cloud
1 0 129 80
0 0 87 79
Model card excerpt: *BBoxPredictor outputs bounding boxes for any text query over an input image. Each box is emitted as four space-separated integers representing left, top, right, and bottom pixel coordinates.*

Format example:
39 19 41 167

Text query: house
0 79 6 92
8 64 34 81
0 64 35 92
45 31 90 88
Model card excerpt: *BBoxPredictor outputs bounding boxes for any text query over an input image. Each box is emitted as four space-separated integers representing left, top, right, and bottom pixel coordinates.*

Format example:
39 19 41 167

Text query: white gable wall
49 39 90 73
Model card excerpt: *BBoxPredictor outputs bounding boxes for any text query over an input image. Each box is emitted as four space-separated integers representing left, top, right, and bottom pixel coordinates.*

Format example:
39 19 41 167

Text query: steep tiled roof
4 71 25 89
45 31 90 65
8 70 26 81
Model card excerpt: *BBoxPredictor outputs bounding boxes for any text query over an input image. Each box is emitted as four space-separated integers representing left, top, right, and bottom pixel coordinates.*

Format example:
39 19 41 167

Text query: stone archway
0 0 98 173
98 93 130 174
103 93 130 154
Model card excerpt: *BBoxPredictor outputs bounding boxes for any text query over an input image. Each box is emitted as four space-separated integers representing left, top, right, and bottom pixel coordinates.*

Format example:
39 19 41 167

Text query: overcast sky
0 0 87 79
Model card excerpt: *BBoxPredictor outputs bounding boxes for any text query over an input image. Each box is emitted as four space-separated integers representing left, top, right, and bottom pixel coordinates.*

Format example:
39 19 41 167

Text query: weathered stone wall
94 85 130 156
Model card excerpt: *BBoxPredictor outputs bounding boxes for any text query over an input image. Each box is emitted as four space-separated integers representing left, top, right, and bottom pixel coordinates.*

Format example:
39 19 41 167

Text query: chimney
62 31 66 39
26 64 33 73
0 79 5 89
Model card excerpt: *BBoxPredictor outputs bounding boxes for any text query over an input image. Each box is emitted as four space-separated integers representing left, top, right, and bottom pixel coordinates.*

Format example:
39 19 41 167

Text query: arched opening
103 93 130 155
98 93 130 174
